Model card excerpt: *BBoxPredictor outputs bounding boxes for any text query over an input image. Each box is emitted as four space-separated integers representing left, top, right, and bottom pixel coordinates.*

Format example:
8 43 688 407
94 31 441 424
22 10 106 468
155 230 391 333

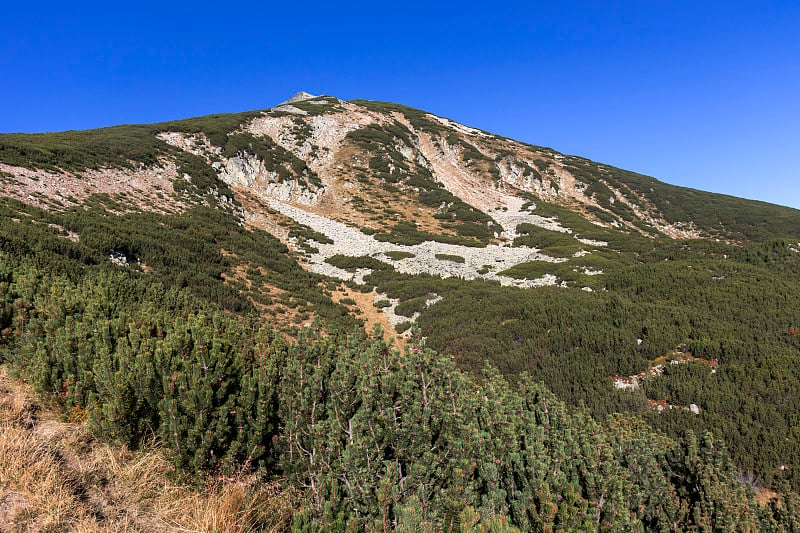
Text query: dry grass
331 285 407 350
755 487 781 508
0 366 299 532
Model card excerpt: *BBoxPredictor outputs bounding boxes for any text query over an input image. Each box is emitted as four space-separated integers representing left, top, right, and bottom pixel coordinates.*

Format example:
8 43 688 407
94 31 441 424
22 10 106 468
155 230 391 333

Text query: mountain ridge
2 95 798 244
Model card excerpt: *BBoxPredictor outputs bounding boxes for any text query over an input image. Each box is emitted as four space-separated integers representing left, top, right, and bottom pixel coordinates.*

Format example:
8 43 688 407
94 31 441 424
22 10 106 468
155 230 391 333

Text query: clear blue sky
2 1 799 208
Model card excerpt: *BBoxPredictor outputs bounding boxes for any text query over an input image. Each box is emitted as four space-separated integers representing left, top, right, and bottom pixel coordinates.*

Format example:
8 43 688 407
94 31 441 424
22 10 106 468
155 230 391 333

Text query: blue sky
2 1 799 208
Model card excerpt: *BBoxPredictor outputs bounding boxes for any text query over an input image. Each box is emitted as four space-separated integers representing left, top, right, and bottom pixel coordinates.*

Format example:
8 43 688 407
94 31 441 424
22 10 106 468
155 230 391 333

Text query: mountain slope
2 94 800 529
4 95 799 239
5 95 799 292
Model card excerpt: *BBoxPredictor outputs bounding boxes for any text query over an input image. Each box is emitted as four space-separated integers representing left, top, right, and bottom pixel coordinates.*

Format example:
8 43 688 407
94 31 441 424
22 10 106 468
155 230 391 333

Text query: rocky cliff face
0 93 715 242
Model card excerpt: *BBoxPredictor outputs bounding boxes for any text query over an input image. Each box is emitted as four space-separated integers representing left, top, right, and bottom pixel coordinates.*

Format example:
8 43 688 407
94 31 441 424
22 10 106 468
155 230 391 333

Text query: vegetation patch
526 197 654 252
287 223 334 253
324 254 392 272
286 96 344 116
345 122 413 185
350 99 449 136
393 293 438 317
394 320 412 334
375 221 485 247
435 253 466 264
513 223 586 257
384 250 415 260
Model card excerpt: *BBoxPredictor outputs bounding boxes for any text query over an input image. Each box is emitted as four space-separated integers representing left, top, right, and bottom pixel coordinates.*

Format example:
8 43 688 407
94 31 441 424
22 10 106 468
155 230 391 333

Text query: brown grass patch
0 366 299 532
754 487 780 508
331 285 406 350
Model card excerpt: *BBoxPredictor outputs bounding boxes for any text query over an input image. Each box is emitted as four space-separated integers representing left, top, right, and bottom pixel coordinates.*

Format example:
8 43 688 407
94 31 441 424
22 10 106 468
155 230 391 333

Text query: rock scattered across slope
269 199 562 288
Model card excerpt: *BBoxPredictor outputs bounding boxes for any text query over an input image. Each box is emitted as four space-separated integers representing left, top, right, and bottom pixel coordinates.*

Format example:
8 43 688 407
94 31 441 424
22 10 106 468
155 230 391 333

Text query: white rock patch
269 199 562 289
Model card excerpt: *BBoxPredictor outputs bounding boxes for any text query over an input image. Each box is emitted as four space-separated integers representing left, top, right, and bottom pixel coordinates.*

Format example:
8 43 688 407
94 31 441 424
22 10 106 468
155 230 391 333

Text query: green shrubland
418 238 800 489
2 252 791 529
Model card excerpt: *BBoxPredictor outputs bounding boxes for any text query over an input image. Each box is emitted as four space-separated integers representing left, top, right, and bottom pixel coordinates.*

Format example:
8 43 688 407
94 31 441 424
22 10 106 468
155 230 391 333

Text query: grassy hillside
0 366 297 531
0 110 261 172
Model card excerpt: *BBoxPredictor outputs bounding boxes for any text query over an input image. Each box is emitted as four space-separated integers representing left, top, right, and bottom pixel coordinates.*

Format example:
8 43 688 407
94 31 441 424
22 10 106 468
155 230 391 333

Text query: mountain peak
279 91 317 106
